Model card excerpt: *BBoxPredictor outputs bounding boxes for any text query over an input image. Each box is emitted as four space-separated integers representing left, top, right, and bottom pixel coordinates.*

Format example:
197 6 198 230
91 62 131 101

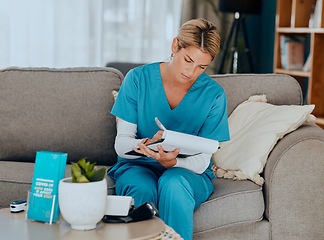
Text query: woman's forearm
174 153 211 174
115 118 212 174
114 118 143 159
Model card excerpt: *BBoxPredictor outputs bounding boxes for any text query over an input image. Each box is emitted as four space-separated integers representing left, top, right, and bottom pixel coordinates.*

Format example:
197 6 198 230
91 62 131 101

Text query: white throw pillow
212 95 315 186
112 90 119 128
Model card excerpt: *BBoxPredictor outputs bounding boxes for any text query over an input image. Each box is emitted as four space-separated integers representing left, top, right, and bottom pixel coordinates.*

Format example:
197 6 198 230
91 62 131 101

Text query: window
0 0 182 68
102 0 183 65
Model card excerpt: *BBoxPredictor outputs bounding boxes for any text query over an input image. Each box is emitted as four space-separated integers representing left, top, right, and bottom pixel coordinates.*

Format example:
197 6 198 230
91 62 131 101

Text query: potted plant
58 158 107 230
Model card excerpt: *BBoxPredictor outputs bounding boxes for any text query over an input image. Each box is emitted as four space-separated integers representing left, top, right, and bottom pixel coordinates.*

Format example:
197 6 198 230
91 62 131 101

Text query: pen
155 117 167 131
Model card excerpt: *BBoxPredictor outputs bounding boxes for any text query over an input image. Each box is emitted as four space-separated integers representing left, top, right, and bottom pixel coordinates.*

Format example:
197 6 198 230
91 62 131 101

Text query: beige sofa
0 67 323 240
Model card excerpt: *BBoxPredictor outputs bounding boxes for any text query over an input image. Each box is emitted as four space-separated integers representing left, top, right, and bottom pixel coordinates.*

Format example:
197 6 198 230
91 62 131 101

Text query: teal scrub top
108 62 230 179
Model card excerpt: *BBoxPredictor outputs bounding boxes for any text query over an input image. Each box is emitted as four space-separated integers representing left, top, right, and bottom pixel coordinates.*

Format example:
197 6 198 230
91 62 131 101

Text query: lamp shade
218 0 262 14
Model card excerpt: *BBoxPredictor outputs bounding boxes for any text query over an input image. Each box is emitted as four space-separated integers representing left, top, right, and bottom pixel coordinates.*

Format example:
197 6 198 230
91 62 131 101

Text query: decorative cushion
112 89 118 101
112 90 119 128
212 95 315 185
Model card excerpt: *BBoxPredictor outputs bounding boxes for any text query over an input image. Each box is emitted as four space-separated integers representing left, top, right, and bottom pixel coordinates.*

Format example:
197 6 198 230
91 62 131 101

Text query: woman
108 18 230 240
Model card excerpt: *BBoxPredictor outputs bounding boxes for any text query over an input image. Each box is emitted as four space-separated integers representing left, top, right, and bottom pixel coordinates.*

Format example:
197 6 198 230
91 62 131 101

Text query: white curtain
102 0 183 64
0 0 182 68
0 0 101 68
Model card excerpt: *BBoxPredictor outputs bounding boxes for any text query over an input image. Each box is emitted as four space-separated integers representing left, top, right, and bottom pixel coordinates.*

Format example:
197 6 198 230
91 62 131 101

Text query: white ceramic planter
58 177 107 230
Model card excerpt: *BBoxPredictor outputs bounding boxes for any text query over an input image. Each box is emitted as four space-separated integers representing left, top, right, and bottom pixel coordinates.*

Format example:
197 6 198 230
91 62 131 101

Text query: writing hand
144 130 164 145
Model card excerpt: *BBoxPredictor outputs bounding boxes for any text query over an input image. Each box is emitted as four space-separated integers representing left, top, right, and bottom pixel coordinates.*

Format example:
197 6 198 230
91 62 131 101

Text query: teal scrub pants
114 164 214 240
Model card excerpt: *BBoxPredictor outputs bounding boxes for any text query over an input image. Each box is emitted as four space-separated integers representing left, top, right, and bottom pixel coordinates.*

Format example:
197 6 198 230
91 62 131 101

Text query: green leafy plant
71 158 107 183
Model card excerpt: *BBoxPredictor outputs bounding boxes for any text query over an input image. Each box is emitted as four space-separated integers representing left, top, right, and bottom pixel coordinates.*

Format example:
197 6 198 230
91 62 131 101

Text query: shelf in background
277 27 324 34
274 68 311 77
275 0 324 126
315 117 324 129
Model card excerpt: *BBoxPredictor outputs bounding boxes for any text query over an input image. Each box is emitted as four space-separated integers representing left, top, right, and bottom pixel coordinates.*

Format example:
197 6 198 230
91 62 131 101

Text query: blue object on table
27 151 67 223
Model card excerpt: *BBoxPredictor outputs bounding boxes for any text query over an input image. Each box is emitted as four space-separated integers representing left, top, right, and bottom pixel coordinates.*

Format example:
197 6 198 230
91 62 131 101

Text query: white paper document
126 118 219 158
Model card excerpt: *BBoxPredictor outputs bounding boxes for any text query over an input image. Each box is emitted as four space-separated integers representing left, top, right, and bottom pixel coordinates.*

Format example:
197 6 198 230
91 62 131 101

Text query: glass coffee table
0 208 182 239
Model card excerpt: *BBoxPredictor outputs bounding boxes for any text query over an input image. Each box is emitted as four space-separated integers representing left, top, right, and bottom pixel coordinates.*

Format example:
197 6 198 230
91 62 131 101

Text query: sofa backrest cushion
0 67 123 165
211 74 303 115
1 68 302 166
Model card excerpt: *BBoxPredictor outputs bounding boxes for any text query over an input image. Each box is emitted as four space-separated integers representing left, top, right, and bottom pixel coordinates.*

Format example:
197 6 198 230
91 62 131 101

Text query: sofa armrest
263 122 324 239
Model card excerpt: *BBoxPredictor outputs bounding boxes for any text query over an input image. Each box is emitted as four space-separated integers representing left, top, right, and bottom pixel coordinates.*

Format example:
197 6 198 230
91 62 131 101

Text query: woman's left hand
133 143 179 168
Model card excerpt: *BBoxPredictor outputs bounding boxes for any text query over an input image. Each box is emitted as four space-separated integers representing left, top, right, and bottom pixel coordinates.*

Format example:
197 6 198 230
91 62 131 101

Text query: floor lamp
217 0 261 74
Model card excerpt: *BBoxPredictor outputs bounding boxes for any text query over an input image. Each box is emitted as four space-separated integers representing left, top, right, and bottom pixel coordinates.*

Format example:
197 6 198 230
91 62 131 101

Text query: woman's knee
158 168 213 209
158 168 195 198
158 168 194 186
115 166 159 206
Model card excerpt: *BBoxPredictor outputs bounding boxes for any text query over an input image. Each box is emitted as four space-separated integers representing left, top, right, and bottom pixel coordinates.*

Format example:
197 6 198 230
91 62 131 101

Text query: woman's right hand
134 130 179 168
144 130 164 145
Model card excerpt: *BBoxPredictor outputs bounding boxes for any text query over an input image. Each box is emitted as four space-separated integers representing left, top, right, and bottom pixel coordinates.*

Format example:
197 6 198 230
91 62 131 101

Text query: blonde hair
176 18 220 60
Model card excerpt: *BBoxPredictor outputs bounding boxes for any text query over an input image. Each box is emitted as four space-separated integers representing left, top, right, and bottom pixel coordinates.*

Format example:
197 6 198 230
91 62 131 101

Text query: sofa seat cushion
0 161 115 208
193 178 264 234
0 161 72 184
0 161 72 207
